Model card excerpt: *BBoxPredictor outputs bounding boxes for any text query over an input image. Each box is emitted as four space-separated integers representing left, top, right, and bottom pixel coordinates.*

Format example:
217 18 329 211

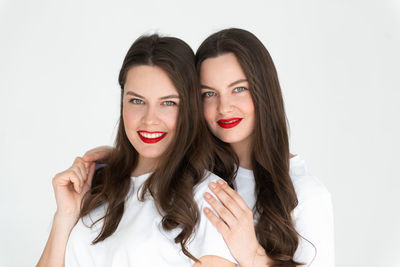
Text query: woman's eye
163 101 176 106
129 98 144 104
233 87 246 93
202 91 216 98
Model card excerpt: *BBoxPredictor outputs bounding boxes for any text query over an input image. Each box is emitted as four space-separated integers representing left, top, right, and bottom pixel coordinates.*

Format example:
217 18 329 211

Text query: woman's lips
217 118 243 129
137 131 167 144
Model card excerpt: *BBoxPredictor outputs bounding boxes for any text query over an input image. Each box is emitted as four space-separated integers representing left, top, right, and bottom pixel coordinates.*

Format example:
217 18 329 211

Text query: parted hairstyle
80 34 235 261
196 28 302 267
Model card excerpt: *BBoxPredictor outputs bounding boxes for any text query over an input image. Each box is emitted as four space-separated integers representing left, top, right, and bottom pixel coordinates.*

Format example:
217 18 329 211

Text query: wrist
239 244 272 267
54 211 79 229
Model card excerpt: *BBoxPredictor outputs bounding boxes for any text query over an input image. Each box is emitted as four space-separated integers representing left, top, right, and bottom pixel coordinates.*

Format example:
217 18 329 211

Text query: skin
37 65 234 267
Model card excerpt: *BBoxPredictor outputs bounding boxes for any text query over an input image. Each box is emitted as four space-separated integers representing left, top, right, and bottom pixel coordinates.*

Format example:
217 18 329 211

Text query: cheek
239 93 255 117
159 108 179 131
202 100 216 124
123 105 141 128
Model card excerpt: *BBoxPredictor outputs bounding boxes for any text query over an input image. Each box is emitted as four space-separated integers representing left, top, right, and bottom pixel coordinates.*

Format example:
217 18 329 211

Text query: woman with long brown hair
85 28 334 267
195 28 334 267
36 34 237 267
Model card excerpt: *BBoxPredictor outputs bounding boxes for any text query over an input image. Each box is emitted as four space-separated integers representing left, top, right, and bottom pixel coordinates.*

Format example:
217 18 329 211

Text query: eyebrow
201 78 248 90
228 78 248 87
126 91 179 100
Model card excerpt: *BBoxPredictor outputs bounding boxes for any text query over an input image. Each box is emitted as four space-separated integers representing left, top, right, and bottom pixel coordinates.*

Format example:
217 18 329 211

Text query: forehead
124 65 178 96
200 53 247 86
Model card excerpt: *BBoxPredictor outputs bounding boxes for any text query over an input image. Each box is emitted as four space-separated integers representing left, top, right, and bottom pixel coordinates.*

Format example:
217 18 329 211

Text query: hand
52 157 95 224
82 145 114 163
203 180 272 267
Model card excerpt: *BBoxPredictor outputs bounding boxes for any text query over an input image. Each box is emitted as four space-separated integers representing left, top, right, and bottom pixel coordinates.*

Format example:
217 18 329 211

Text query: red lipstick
137 131 167 144
217 118 242 129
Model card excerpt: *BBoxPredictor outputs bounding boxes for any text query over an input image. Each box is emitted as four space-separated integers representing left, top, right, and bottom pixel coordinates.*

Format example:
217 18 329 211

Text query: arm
193 255 236 267
203 180 272 267
37 157 95 267
36 213 77 267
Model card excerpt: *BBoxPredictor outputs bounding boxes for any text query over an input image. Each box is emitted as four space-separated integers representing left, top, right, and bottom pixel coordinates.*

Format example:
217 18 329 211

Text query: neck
230 136 253 170
132 156 158 177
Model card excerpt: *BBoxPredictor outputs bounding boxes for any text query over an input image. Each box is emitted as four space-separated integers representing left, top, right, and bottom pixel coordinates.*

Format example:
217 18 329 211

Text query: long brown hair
196 28 301 266
80 34 222 261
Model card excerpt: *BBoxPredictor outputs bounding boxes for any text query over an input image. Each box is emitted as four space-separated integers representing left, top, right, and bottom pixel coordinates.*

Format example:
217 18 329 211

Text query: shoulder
187 171 237 264
290 156 331 206
193 171 221 199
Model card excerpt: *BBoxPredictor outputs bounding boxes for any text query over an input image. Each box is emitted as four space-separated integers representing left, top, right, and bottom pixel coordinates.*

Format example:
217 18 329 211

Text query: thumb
82 146 113 162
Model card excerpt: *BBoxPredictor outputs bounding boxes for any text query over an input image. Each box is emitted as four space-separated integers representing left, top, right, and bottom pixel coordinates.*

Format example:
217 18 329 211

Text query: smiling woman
200 53 255 148
196 28 334 267
123 65 179 161
36 34 237 267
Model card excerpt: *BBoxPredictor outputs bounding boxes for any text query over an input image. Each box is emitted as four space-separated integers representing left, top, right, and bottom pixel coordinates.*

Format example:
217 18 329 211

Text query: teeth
139 132 165 139
221 119 239 124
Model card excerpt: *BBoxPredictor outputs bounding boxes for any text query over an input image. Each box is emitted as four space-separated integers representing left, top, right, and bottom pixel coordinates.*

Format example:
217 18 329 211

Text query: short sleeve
187 174 237 265
292 180 335 267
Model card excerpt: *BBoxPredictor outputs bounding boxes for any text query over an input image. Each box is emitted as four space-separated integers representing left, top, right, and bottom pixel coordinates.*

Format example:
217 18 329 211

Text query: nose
217 94 233 115
142 105 160 125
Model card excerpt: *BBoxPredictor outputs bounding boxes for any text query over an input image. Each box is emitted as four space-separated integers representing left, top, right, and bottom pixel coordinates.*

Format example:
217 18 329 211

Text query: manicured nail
217 179 225 185
204 192 211 199
209 182 217 189
204 207 210 214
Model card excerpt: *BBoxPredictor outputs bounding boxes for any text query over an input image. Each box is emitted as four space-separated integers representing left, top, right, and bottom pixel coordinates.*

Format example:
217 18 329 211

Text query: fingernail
204 207 210 214
217 179 225 185
209 182 217 189
204 192 211 199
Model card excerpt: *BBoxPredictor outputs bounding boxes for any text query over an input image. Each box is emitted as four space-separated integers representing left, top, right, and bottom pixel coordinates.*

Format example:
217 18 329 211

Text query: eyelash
129 98 144 104
163 101 176 106
202 91 217 98
202 87 247 98
128 98 177 106
233 87 246 93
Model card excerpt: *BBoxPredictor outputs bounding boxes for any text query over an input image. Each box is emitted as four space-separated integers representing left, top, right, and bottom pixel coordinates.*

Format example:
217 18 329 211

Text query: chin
137 148 165 159
215 133 243 144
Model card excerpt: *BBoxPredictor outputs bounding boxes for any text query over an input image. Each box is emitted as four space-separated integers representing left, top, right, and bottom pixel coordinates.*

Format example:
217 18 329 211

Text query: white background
1 0 399 266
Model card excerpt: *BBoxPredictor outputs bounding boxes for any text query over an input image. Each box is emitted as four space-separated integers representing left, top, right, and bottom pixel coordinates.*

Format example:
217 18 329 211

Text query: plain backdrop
1 0 399 266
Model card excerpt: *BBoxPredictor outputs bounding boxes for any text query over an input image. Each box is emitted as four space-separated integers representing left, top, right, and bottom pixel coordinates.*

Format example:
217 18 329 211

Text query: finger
217 179 251 211
68 174 82 194
72 161 87 183
209 182 243 218
79 160 90 178
83 162 95 191
82 146 113 162
203 207 229 236
70 169 84 192
204 192 236 227
73 156 90 171
73 156 83 164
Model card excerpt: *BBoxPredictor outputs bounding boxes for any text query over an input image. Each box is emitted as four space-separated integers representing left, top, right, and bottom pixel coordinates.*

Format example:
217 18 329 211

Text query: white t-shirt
234 155 334 267
65 171 236 267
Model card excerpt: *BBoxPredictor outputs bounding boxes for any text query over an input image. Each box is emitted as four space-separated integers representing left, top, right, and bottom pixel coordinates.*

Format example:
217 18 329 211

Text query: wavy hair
80 34 223 261
196 28 301 267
